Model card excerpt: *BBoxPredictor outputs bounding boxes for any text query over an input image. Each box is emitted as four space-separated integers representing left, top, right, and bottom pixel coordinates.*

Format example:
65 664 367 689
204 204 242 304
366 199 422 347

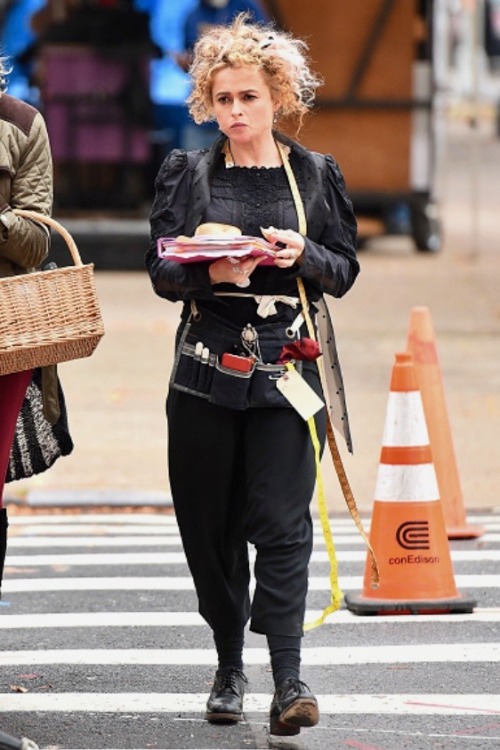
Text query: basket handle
13 209 83 267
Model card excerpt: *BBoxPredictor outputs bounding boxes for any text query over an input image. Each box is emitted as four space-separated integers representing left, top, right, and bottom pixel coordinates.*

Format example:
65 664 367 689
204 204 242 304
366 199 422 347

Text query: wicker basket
0 210 104 375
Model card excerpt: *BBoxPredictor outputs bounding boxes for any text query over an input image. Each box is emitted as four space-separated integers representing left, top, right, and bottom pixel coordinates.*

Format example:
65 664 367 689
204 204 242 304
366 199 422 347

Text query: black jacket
146 132 358 450
146 132 359 305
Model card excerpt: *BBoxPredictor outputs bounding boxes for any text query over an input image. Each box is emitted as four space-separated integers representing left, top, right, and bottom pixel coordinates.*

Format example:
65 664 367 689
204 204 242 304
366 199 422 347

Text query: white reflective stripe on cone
375 464 440 502
382 391 430 446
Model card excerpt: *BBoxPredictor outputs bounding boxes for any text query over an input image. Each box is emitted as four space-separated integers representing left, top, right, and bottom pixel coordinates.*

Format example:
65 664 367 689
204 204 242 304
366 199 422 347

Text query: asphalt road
1 507 499 749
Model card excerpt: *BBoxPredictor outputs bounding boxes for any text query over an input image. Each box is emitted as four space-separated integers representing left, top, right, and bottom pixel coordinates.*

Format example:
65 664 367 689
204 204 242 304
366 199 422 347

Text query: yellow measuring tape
305 424 344 628
283 362 343 630
278 140 379 629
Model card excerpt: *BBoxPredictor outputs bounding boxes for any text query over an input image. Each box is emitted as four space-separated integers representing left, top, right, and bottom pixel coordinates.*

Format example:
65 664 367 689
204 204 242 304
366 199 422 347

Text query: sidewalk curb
9 489 174 509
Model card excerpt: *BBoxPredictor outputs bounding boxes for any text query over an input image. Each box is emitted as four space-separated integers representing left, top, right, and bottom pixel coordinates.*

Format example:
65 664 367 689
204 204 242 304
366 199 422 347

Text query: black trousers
167 388 326 639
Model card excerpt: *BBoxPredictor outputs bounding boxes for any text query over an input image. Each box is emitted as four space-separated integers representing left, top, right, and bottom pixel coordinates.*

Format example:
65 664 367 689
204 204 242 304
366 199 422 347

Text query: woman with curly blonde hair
187 12 320 132
147 12 358 736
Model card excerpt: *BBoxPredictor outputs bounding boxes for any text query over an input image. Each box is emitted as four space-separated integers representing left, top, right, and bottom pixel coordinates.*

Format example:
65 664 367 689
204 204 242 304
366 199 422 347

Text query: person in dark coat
146 12 358 736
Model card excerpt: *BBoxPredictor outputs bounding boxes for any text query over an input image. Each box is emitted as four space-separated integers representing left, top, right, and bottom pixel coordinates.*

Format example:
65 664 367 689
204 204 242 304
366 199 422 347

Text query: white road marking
9 525 181 536
7 536 184 548
1 608 499 629
8 531 500 547
0 643 498 666
0 693 498 715
3 574 499 593
7 512 496 523
8 515 180 525
6 548 500 566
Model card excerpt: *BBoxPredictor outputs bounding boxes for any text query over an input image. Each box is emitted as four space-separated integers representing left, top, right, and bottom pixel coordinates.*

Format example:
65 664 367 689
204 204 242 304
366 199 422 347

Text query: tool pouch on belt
169 305 312 410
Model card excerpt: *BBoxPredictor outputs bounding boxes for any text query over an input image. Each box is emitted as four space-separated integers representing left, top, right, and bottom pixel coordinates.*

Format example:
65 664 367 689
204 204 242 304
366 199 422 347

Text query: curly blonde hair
187 13 322 132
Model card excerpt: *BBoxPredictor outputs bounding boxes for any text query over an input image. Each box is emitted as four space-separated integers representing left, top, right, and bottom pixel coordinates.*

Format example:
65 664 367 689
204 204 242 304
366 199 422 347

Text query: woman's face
211 65 279 144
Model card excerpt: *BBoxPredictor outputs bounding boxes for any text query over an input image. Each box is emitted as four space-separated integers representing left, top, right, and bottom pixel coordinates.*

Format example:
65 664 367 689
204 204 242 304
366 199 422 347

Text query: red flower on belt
277 338 321 364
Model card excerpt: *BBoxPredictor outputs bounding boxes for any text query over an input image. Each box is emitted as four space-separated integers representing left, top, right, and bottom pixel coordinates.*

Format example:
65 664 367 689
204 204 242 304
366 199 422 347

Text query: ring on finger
232 265 241 274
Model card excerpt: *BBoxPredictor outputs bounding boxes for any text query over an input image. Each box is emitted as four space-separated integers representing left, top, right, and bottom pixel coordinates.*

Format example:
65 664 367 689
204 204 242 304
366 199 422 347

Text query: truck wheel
411 200 442 253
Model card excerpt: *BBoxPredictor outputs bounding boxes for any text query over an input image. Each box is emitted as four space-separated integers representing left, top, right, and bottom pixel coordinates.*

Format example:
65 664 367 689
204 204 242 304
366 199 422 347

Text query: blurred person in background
177 0 268 71
176 0 269 149
0 0 45 103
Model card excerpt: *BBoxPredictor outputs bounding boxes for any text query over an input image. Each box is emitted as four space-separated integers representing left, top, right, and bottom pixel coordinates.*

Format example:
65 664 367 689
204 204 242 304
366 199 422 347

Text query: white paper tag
276 367 324 421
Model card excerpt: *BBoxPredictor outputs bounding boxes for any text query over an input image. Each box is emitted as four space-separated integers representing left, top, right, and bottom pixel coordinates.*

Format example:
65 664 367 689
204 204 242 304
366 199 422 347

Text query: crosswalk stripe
8 533 500 548
7 515 366 526
7 536 186 548
8 515 181 525
9 525 182 536
9 511 500 539
7 548 500 566
1 608 499 629
3 574 499 593
6 552 189 565
8 513 496 524
9 528 364 549
2 577 197 592
0 693 498 714
0 644 498 666
8 524 365 537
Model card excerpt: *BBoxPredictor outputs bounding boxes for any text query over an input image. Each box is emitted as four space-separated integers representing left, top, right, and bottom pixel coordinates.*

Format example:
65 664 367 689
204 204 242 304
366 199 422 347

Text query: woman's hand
261 226 305 268
209 255 262 286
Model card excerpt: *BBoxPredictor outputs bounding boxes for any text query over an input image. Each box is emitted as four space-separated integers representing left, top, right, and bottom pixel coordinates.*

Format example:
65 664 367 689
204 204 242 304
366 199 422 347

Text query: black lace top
204 157 300 238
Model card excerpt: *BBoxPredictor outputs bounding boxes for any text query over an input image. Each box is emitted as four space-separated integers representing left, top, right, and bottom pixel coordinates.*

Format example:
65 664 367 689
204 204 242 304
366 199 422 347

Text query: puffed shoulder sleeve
145 150 216 303
299 153 359 299
324 154 358 253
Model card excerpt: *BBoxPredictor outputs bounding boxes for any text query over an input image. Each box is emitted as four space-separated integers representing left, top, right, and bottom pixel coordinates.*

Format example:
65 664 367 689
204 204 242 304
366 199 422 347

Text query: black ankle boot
0 508 8 599
205 667 248 723
269 677 319 736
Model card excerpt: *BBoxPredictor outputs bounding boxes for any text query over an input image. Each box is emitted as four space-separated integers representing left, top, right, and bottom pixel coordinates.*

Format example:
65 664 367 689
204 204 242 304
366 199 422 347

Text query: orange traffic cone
345 352 476 615
406 306 484 539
